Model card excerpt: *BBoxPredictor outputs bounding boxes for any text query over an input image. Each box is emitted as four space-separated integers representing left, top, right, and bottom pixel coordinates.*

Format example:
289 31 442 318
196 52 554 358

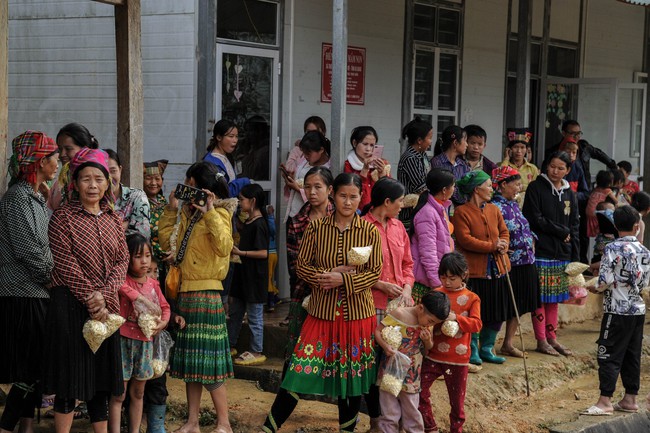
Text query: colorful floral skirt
412 282 433 305
282 310 377 399
535 258 570 304
170 290 233 384
285 299 309 360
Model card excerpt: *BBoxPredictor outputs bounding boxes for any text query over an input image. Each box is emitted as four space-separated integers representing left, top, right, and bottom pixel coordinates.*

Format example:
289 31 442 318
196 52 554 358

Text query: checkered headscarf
9 131 58 185
143 159 168 176
491 166 520 190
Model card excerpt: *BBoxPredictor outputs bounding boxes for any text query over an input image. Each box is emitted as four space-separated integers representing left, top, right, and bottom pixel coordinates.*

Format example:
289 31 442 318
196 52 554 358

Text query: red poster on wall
321 43 366 105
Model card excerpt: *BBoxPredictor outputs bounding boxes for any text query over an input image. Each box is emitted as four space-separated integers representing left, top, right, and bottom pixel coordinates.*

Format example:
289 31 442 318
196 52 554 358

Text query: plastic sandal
234 351 267 366
580 405 612 416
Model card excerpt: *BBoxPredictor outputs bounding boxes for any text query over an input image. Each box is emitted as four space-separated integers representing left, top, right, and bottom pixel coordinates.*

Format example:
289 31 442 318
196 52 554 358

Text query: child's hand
153 319 169 336
383 346 397 357
447 311 457 322
420 327 433 344
174 315 186 330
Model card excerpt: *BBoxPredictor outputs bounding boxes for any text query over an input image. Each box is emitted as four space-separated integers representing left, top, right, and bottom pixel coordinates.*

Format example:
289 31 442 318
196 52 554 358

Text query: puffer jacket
158 199 235 292
410 194 453 288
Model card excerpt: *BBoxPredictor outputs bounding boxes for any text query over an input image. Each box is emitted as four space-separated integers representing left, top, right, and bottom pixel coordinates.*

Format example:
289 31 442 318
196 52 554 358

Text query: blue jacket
203 153 251 198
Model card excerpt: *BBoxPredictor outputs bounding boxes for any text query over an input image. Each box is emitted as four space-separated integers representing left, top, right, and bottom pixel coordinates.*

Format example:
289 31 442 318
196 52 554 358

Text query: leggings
262 388 361 432
53 392 110 423
0 383 40 431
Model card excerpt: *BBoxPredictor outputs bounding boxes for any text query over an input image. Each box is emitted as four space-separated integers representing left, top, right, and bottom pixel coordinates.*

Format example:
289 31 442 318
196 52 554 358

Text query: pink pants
378 389 423 433
532 302 559 341
419 359 468 433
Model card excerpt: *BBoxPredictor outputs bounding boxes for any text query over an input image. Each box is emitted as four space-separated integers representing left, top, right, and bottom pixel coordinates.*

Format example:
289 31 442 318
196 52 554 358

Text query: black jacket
522 175 580 262
544 140 617 185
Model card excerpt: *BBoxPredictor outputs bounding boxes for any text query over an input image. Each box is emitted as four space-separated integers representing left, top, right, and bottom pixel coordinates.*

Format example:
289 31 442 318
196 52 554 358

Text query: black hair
463 124 487 140
350 126 378 147
185 161 230 199
561 119 580 132
410 168 455 236
207 119 238 153
332 172 362 194
239 183 268 222
56 122 99 149
299 130 331 157
545 151 572 172
421 291 451 321
595 170 614 189
361 178 405 215
613 205 640 232
438 251 470 282
438 125 465 153
631 191 650 213
103 148 121 166
611 169 625 186
596 201 614 211
304 116 327 135
401 117 433 146
617 161 633 174
71 162 109 181
126 233 151 262
304 166 334 187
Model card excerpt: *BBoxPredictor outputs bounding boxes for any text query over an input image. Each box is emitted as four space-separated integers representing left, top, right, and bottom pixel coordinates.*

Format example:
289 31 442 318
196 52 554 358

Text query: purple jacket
410 194 453 288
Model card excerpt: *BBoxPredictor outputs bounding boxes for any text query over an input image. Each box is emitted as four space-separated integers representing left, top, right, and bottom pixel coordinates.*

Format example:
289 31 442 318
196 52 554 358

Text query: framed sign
321 43 366 105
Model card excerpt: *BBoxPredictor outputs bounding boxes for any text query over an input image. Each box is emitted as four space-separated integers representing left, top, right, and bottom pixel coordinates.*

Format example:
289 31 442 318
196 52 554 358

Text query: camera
174 184 208 206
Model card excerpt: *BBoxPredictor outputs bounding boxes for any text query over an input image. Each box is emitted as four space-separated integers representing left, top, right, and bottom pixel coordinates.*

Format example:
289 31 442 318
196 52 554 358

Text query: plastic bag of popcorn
82 314 125 354
381 326 403 350
379 351 410 397
348 246 372 266
441 320 460 337
151 330 175 378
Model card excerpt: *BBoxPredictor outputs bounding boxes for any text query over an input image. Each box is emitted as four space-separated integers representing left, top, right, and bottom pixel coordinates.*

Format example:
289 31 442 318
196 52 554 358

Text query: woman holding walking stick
490 166 540 358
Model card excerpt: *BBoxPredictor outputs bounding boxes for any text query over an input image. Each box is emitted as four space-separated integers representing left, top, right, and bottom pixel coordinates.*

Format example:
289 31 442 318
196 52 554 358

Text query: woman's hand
232 246 243 256
86 291 106 316
401 285 414 306
496 238 509 254
284 175 301 192
90 307 109 322
373 159 387 177
174 315 187 330
317 272 346 289
192 189 215 214
564 234 571 243
162 251 175 265
378 281 403 298
331 265 356 274
168 191 179 209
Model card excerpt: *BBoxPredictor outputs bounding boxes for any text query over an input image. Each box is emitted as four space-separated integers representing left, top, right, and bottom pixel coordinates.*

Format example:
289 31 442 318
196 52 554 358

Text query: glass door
216 44 279 204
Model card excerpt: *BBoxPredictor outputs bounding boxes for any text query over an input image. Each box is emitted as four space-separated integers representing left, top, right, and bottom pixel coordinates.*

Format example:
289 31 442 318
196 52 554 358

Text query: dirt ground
3 318 650 433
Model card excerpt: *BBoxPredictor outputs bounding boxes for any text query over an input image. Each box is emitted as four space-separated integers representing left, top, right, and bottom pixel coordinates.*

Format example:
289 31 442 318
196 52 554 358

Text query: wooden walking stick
499 253 531 397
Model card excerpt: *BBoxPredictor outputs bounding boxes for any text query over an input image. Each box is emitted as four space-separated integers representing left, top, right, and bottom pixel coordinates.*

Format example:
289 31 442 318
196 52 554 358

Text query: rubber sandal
467 363 482 374
499 346 527 358
580 405 612 416
613 403 638 413
234 351 267 366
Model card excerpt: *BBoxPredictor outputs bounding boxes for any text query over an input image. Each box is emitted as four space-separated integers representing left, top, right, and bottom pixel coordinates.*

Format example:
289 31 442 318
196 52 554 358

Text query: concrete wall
7 0 196 191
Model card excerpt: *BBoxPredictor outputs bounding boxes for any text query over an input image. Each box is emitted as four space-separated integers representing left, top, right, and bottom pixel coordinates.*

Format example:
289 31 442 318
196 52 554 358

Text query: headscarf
456 170 491 197
68 147 113 203
8 131 58 185
558 135 577 152
143 159 169 177
506 128 532 147
491 166 520 190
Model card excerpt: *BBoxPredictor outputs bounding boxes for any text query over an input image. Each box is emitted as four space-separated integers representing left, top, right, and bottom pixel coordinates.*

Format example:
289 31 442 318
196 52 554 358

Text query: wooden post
0 0 8 194
643 9 650 246
330 0 348 175
515 0 532 128
196 0 217 160
114 0 143 188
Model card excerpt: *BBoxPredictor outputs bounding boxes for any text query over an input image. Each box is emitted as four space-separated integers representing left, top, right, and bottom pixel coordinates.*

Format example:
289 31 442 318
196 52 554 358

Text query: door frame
216 44 280 206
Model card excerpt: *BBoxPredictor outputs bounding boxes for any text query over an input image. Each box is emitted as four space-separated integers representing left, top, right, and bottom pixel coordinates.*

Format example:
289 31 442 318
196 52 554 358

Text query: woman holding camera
158 161 236 433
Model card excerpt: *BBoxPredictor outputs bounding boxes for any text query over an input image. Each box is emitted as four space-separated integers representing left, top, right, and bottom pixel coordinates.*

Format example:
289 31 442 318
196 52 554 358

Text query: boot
479 328 506 364
146 404 167 433
469 333 483 365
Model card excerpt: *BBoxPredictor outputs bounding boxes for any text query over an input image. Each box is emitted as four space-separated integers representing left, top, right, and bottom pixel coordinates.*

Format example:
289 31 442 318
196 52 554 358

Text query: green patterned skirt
170 290 233 384
535 258 570 304
412 282 433 305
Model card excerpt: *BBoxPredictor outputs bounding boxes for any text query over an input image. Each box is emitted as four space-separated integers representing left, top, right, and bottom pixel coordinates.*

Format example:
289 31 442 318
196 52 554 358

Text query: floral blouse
491 194 536 267
115 185 151 239
376 314 425 394
148 192 168 261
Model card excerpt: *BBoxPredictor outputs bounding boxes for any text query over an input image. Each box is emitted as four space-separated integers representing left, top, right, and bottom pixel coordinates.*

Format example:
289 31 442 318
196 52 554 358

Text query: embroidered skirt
282 307 377 399
535 258 570 304
507 263 541 316
285 299 309 360
170 290 233 384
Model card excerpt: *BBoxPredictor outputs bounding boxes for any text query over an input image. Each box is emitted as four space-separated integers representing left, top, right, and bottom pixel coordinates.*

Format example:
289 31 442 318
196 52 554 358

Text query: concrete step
550 411 650 433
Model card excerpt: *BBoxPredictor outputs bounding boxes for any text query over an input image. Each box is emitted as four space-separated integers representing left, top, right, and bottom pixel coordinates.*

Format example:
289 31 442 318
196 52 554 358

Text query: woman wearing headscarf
451 171 510 366
0 132 59 433
44 148 129 433
490 166 540 358
143 159 170 281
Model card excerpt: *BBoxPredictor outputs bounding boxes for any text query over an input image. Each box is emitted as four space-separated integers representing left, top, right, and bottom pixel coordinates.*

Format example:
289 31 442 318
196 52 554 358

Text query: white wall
460 0 510 163
7 0 196 192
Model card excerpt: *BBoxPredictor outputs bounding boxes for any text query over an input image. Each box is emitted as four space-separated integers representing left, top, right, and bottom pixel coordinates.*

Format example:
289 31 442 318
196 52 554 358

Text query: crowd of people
0 115 649 433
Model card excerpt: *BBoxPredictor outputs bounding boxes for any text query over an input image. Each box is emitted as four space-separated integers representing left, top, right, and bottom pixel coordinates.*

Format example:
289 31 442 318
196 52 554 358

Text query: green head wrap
456 170 491 197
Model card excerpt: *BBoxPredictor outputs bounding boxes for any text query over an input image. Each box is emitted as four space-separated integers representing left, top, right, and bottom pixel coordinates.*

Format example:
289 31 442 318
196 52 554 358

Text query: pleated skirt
535 258 570 303
42 286 124 400
0 296 48 385
507 263 541 316
468 277 510 324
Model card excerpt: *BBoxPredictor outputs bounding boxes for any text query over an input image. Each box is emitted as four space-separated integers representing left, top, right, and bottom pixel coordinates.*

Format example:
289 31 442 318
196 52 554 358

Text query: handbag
165 210 201 299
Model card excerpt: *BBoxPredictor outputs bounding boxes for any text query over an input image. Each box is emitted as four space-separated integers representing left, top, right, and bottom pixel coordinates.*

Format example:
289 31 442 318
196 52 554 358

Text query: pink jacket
410 194 453 288
119 275 171 342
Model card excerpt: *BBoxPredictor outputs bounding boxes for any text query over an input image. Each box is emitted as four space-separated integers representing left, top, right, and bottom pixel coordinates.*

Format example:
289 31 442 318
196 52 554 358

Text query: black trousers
597 313 644 397
0 384 40 430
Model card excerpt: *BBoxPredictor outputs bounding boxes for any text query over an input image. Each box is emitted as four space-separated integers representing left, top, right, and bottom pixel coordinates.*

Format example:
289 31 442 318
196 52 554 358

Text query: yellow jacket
158 199 235 292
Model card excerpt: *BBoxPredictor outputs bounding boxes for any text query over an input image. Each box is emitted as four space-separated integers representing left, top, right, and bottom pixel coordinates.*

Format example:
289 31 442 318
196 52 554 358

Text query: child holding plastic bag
108 234 171 433
420 252 482 433
374 291 450 433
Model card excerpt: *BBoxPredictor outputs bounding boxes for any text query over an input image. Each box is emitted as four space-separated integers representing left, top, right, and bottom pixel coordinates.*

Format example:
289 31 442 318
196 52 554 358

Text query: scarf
346 150 364 171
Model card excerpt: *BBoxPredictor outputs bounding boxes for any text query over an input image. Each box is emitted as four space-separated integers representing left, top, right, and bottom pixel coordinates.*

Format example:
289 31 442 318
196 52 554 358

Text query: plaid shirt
286 200 335 299
0 181 53 298
49 200 129 314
